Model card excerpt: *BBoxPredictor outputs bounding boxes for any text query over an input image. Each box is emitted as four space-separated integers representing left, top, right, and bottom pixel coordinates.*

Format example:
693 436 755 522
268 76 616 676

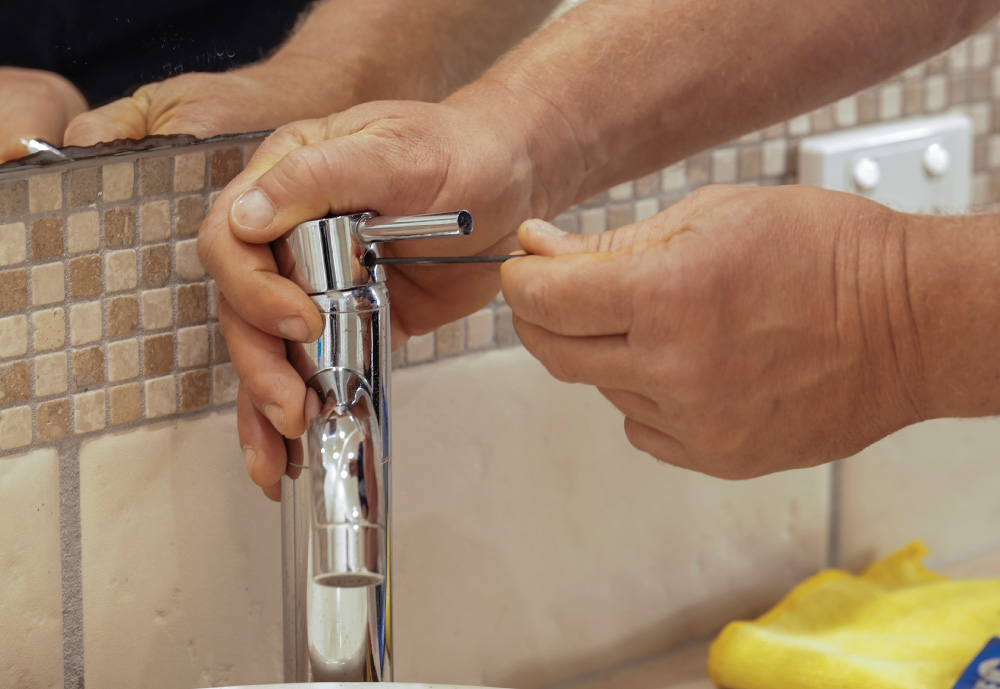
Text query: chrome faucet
274 210 473 682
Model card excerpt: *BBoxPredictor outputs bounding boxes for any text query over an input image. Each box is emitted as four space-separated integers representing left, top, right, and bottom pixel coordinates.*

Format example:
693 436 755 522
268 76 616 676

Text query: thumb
518 219 595 256
63 95 150 147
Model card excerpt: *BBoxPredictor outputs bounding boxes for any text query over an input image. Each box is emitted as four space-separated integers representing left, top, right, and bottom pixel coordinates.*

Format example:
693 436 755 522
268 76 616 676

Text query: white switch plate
799 113 972 214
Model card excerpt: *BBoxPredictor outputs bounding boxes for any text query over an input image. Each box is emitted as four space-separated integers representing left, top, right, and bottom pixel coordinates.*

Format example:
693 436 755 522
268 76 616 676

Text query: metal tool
364 252 525 267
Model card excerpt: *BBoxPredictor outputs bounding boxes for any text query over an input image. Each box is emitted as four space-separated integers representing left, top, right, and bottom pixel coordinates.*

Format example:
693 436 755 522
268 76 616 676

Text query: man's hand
0 67 87 163
501 185 928 478
198 98 541 499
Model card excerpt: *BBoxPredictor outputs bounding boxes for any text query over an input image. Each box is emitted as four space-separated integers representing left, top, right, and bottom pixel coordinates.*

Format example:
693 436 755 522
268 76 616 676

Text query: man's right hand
0 67 87 163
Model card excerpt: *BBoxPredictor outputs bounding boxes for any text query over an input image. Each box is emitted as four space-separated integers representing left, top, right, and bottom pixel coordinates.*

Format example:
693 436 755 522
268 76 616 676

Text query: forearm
450 0 1000 218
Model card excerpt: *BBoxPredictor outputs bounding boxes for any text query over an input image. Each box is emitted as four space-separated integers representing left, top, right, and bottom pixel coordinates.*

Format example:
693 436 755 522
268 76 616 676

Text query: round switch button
853 157 881 191
923 143 951 177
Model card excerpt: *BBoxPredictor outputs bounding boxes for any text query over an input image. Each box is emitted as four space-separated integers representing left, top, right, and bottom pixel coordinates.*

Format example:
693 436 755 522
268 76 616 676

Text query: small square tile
925 74 948 111
105 250 137 293
465 309 494 350
950 74 969 105
102 163 134 202
210 148 242 187
661 163 686 193
180 369 210 411
30 217 63 260
69 302 101 346
0 180 27 216
31 263 65 306
552 213 579 234
391 348 405 369
141 245 171 287
69 256 102 298
1 360 30 403
103 208 137 248
763 123 786 139
138 157 170 196
904 80 924 116
972 34 993 69
32 308 65 351
107 340 139 382
175 239 205 280
579 208 607 236
949 41 969 72
107 296 139 337
607 203 633 231
139 200 171 242
212 363 238 404
435 321 464 357
144 376 176 418
686 152 710 187
711 148 737 183
174 153 206 192
212 324 230 363
971 70 991 101
607 182 633 202
73 390 106 434
67 211 100 254
635 197 659 222
141 288 173 330
834 96 858 128
405 333 434 364
0 315 27 358
37 399 70 441
109 384 141 426
143 334 174 376
787 114 811 137
634 172 659 198
880 83 903 120
0 223 27 266
857 91 878 125
0 406 32 449
494 305 518 346
762 139 788 178
34 352 67 397
177 284 206 326
28 173 62 213
242 141 261 164
67 168 98 207
0 269 27 314
72 347 104 391
177 326 209 368
175 196 206 237
738 148 762 182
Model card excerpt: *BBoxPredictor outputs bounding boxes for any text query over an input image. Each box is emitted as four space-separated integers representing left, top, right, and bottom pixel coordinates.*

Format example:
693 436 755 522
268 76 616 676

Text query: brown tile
175 239 205 280
72 347 104 391
141 245 171 287
69 256 102 298
686 152 710 188
606 203 633 231
0 360 30 403
28 173 63 213
857 91 878 125
30 217 64 260
107 296 139 337
971 70 991 101
177 284 207 325
174 152 206 192
950 74 970 105
738 147 762 182
0 269 28 314
143 334 174 376
67 168 99 207
138 157 170 196
213 323 230 363
139 200 171 242
434 321 464 357
210 147 242 187
926 54 947 75
175 195 206 237
180 369 211 411
103 207 137 248
109 384 141 425
634 172 660 198
102 162 134 202
0 180 27 217
37 399 70 441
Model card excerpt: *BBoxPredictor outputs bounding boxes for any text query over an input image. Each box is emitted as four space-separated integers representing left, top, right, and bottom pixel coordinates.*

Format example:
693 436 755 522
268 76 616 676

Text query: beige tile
175 239 205 280
27 172 62 213
711 148 738 183
102 162 134 202
143 334 174 376
109 384 141 426
34 352 67 397
0 315 27 358
607 181 633 202
0 406 32 449
579 207 607 235
32 308 65 351
67 168 98 207
141 288 173 330
74 390 106 434
31 262 65 306
834 95 859 128
105 250 137 293
607 203 633 231
103 207 137 248
68 255 102 299
212 363 238 404
880 83 903 120
173 152 206 192
31 216 63 260
107 340 139 382
79 412 282 688
180 369 210 411
107 296 139 338
839 418 1000 570
0 360 30 403
661 162 686 193
465 308 494 350
144 376 176 418
435 321 464 357
70 302 102 346
37 399 70 441
635 197 659 222
139 200 171 243
138 157 170 196
177 326 209 368
494 305 517 346
0 268 27 314
925 73 948 111
72 346 105 391
0 448 63 688
405 333 434 364
788 114 811 137
762 139 788 178
0 222 26 266
392 349 829 688
67 210 100 254
0 179 27 216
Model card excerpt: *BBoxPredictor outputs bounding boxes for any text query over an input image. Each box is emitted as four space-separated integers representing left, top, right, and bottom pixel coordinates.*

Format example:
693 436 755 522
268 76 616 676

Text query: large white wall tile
80 411 282 689
839 418 1000 572
391 348 830 689
0 449 63 689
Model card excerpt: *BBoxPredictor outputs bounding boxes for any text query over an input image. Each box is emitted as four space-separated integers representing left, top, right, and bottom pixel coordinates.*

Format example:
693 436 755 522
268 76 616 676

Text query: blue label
952 638 1000 689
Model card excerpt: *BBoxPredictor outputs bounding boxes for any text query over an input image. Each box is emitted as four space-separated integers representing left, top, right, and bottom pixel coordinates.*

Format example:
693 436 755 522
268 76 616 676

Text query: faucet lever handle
355 210 473 243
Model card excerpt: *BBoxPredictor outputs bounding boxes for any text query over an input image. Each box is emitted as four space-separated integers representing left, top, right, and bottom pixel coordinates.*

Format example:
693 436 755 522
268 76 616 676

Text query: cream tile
405 333 434 364
392 348 829 688
0 315 27 358
211 363 238 404
174 152 206 192
177 326 209 368
28 173 62 213
144 376 176 418
107 340 139 382
924 74 948 111
105 250 138 293
711 148 737 183
139 200 171 243
0 222 26 266
607 181 633 202
74 390 106 434
0 449 63 689
661 162 686 193
80 412 282 688
787 114 811 137
67 211 100 254
102 162 134 202
32 308 65 351
971 34 993 70
579 207 607 236
0 406 32 449
839 418 1000 571
31 263 65 306
465 309 494 350
175 239 205 280
880 84 903 120
141 288 173 331
634 197 659 222
762 139 788 178
834 96 858 128
69 302 102 346
35 352 67 397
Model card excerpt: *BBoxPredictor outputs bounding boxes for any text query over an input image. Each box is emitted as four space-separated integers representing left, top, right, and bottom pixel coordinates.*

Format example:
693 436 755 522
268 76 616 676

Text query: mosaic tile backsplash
2 22 1000 455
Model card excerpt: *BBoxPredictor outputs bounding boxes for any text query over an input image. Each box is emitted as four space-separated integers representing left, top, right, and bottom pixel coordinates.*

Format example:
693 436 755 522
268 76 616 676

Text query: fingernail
264 403 284 435
232 188 276 230
525 219 566 237
277 316 311 342
242 445 257 481
304 388 321 423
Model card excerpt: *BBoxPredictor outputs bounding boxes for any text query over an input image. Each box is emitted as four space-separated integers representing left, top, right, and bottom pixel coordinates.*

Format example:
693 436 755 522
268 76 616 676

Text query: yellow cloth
708 542 1000 689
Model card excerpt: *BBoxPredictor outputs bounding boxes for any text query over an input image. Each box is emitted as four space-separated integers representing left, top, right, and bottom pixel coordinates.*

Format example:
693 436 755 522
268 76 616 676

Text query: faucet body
277 211 472 682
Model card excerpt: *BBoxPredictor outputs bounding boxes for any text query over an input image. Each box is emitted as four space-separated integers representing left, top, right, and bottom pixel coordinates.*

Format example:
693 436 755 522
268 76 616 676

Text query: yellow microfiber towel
708 542 1000 689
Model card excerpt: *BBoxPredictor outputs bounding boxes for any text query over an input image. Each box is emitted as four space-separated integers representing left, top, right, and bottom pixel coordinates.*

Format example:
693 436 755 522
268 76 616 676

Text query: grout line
57 437 85 689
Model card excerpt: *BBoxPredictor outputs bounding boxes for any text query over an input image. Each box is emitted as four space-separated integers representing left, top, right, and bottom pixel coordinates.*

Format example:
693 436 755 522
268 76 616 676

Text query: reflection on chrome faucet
276 210 472 682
